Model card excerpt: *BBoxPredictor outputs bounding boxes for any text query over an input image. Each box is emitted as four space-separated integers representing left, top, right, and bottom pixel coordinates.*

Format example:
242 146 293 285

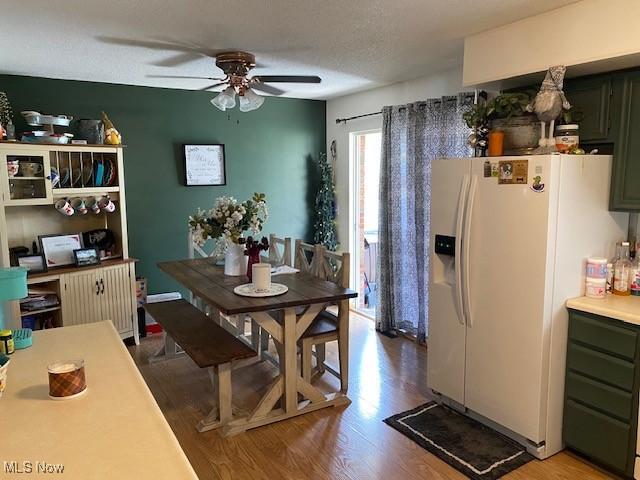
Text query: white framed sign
39 233 83 268
183 144 226 186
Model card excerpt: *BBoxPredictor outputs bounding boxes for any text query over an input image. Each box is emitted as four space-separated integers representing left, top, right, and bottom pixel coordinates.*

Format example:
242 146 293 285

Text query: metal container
490 115 540 155
77 119 104 144
21 111 73 127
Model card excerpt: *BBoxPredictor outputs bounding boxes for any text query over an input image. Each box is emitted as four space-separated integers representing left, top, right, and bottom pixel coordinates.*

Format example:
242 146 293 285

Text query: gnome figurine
526 65 570 151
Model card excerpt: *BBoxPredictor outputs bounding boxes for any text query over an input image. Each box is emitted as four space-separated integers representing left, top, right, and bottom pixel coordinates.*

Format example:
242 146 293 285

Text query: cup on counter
7 160 19 177
48 359 87 400
0 355 10 398
70 198 88 215
19 162 44 177
54 199 74 216
97 196 115 213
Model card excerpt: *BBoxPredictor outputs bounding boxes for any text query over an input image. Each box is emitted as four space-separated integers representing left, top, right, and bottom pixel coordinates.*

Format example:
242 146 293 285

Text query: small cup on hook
70 198 88 215
88 198 101 214
98 196 116 213
54 199 74 216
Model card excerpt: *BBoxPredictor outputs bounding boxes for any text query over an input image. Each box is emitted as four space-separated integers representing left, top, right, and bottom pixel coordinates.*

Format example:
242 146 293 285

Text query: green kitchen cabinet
610 70 640 211
564 75 613 143
564 309 640 478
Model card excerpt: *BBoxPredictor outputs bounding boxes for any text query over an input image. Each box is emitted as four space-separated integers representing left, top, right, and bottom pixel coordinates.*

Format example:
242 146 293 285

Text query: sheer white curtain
376 93 474 343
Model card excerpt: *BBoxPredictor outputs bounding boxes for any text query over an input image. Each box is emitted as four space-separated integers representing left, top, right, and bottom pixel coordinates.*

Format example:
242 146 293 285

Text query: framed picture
17 254 47 273
183 144 226 186
74 248 101 267
39 233 83 268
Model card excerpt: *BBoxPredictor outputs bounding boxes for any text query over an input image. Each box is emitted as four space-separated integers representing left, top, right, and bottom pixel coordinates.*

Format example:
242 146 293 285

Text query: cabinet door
1 150 53 205
611 70 640 211
98 263 134 334
61 270 102 326
564 75 612 142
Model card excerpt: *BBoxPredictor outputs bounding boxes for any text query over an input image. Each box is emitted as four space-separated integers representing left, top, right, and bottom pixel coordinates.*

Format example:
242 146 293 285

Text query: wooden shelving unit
0 143 139 343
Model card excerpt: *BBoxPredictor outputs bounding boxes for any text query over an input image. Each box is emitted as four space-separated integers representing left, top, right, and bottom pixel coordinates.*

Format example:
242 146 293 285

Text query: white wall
326 66 465 252
463 0 640 86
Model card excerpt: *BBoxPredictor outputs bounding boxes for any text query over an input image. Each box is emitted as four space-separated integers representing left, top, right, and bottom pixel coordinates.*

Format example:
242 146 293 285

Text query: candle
48 359 87 399
252 263 271 292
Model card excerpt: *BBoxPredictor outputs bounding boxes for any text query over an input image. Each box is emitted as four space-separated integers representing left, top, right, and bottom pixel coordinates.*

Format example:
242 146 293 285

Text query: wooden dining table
157 257 358 436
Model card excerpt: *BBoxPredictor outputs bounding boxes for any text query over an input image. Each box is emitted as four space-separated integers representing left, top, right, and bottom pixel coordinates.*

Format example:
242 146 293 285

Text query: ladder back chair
261 234 293 267
299 245 351 393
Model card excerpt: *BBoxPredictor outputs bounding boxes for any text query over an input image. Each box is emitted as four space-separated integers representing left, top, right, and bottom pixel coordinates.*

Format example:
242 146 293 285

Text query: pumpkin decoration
101 111 122 145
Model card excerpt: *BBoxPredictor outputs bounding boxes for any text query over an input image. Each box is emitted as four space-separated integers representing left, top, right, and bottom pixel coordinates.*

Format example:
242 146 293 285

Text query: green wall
0 75 325 294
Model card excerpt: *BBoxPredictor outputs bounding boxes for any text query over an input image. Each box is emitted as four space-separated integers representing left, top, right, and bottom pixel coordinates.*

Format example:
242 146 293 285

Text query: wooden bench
144 299 258 432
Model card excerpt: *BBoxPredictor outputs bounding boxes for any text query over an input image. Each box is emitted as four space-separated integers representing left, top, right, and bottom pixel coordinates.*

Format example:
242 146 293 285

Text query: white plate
233 283 288 298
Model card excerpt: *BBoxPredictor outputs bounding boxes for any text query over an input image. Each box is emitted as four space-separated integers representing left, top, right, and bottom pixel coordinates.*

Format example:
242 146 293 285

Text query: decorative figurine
102 111 122 145
526 65 570 152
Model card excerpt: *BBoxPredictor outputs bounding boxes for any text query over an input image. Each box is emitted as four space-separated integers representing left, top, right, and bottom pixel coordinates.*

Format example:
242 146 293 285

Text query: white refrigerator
427 154 628 459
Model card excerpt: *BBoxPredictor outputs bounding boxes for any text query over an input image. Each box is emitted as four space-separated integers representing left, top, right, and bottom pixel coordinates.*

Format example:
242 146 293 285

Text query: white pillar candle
252 263 271 292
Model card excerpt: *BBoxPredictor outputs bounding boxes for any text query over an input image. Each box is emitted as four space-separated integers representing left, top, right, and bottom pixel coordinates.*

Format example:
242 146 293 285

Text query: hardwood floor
128 313 613 480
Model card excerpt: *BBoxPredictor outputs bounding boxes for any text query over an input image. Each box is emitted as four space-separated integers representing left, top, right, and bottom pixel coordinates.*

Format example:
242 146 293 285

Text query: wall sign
183 144 226 186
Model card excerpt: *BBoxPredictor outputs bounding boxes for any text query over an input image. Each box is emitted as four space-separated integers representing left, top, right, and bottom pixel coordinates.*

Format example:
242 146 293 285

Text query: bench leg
149 331 183 363
260 328 270 360
251 320 260 352
315 343 326 373
197 363 233 432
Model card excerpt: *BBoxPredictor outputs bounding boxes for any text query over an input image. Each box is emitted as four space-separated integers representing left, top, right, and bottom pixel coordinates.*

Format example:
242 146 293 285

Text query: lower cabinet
61 262 136 336
564 309 640 478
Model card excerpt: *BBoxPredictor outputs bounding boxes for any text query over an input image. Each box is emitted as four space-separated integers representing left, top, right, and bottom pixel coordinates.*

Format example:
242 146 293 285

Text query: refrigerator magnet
531 175 545 193
498 160 528 185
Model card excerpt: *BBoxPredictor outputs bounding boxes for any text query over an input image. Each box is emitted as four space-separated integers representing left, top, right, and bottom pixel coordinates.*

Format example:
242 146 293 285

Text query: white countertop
0 322 198 479
567 295 640 326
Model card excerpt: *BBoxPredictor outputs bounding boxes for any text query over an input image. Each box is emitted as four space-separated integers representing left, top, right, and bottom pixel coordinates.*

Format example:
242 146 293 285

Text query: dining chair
261 233 293 267
299 244 351 393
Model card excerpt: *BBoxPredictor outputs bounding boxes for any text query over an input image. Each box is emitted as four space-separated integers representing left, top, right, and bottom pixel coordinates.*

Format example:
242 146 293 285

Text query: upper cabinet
564 75 613 143
611 70 640 211
1 148 53 205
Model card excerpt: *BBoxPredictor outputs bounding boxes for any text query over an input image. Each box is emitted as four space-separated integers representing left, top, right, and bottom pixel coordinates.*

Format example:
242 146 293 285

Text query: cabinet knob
95 280 100 295
100 278 105 294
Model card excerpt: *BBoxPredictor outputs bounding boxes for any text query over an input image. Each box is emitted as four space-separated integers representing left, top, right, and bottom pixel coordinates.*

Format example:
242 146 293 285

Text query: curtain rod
335 111 382 124
335 91 482 125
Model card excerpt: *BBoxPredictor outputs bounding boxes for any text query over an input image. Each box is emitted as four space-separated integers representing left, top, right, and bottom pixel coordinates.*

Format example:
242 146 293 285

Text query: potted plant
189 192 268 276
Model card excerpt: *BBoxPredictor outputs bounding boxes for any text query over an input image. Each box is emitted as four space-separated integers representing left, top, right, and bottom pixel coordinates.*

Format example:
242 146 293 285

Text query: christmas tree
313 152 338 251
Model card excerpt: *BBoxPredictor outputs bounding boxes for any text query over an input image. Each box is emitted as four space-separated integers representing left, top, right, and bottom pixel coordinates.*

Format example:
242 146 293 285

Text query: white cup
54 199 74 216
98 196 115 213
252 263 272 292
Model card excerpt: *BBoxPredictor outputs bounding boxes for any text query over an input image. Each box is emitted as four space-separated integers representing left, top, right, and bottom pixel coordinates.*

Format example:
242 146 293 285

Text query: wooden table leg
283 307 298 413
338 299 350 393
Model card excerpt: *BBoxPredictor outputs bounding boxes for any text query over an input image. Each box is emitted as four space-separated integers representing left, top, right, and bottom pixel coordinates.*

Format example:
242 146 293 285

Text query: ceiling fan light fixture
211 86 237 111
239 88 265 112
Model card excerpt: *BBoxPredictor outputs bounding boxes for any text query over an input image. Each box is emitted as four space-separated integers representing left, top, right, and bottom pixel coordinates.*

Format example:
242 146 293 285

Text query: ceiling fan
150 50 321 112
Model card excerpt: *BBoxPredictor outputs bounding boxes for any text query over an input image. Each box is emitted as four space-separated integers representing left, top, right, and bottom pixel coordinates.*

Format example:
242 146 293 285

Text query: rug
384 402 534 479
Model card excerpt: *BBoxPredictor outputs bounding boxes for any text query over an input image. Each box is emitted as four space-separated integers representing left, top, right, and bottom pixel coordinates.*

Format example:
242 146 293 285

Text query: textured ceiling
1 0 577 99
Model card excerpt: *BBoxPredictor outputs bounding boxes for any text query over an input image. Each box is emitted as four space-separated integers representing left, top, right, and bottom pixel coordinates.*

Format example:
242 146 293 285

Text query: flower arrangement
189 193 268 250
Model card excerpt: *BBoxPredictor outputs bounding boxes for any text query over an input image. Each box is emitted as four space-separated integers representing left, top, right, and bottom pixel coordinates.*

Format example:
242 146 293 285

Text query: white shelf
9 176 45 181
20 306 61 317
53 187 120 196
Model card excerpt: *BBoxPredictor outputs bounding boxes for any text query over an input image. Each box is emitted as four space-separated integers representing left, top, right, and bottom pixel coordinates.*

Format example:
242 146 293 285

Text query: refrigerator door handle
462 175 478 327
454 174 470 325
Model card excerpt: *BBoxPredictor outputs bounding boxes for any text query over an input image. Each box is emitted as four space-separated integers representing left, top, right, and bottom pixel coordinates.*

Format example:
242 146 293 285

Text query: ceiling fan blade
151 52 204 67
200 82 227 91
147 75 224 80
251 83 285 96
253 75 321 84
